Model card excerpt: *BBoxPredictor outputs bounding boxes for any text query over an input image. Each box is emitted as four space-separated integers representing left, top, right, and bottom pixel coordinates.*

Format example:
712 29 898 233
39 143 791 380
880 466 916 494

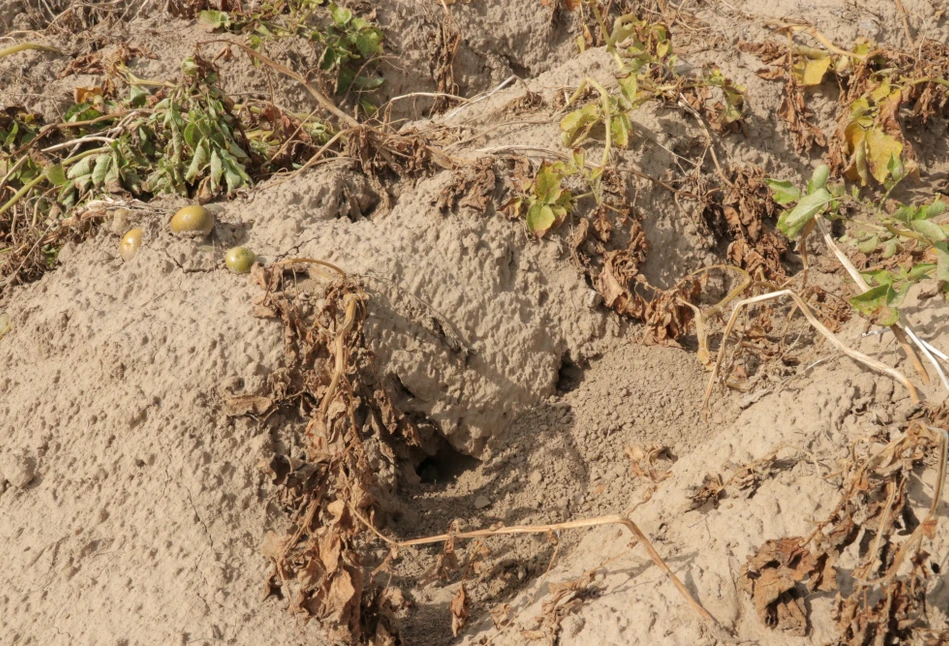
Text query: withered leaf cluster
436 156 498 214
249 262 420 644
699 164 789 281
741 422 948 644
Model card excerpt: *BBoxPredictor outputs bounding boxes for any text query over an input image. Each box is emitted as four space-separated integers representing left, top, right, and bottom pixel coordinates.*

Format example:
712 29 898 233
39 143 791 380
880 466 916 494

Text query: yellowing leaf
845 137 869 186
527 202 556 237
869 79 892 104
844 121 866 151
912 220 946 243
865 128 902 184
610 112 631 148
802 56 832 86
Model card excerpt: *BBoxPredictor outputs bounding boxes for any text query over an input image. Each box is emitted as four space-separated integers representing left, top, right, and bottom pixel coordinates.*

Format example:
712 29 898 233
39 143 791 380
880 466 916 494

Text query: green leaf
354 75 384 91
936 242 949 283
526 202 556 237
907 263 936 281
618 73 638 104
560 104 599 146
129 85 149 108
44 164 67 186
355 29 382 58
765 179 801 205
330 3 353 26
64 103 103 123
886 152 906 185
919 200 947 220
869 269 894 285
224 165 245 193
198 9 232 30
183 122 197 149
855 235 880 254
209 149 223 191
91 154 111 187
181 57 199 77
912 219 946 243
881 238 899 258
850 284 900 326
336 66 356 93
892 205 915 223
806 164 830 194
185 140 210 182
67 155 93 180
105 152 121 186
777 188 831 239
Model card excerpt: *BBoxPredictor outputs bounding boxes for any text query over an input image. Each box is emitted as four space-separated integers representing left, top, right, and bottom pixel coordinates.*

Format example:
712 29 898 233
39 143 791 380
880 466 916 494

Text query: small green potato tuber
120 228 144 261
170 205 214 237
225 246 256 274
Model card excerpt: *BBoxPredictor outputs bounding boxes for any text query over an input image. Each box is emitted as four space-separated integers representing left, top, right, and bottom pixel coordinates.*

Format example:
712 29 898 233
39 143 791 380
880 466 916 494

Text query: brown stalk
353 508 721 628
702 289 919 419
814 218 930 386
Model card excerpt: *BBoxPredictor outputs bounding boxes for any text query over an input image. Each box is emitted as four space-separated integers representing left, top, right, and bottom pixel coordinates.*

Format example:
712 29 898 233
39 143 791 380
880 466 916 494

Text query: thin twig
41 135 116 153
814 217 932 386
893 0 914 45
443 74 517 122
353 508 720 627
702 289 919 419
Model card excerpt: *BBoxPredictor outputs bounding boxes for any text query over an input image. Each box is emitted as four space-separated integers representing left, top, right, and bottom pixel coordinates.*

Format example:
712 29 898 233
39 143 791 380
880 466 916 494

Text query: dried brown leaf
490 603 512 629
436 157 497 213
740 538 813 636
222 394 273 416
450 584 470 636
689 473 725 509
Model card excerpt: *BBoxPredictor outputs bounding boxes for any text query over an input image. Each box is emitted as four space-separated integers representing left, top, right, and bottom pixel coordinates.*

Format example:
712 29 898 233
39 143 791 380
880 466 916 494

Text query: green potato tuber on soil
120 228 144 261
170 205 215 237
224 246 256 274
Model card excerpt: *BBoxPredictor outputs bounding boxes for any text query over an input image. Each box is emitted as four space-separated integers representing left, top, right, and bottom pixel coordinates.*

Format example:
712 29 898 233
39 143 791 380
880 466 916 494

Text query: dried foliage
436 157 498 214
744 36 949 182
251 260 418 643
740 40 826 153
741 422 948 644
693 164 789 281
521 571 600 642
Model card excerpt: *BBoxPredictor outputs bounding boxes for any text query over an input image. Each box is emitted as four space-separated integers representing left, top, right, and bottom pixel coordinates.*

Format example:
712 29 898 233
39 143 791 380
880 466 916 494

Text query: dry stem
815 217 936 389
702 289 919 419
353 509 720 628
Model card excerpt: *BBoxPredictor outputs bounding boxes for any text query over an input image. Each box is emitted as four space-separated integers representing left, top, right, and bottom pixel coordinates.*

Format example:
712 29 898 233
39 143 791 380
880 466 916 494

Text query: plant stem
0 147 108 219
0 43 64 58
354 505 721 628
587 78 613 167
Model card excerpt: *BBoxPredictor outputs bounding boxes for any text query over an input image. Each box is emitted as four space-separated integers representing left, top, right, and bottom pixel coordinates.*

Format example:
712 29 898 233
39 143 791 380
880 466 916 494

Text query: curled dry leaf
436 156 497 214
222 394 273 417
740 538 815 636
450 584 470 636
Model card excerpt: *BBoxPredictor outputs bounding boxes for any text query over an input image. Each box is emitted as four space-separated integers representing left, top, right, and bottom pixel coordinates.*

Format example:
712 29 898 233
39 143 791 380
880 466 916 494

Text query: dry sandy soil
1 1 948 645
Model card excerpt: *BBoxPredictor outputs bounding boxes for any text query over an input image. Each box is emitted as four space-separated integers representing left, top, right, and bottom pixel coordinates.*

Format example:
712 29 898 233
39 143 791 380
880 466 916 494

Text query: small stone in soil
474 495 491 509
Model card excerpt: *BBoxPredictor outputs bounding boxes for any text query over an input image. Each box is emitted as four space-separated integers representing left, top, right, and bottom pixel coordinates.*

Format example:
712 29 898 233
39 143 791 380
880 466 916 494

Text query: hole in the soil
390 373 419 401
556 353 584 394
414 443 480 485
